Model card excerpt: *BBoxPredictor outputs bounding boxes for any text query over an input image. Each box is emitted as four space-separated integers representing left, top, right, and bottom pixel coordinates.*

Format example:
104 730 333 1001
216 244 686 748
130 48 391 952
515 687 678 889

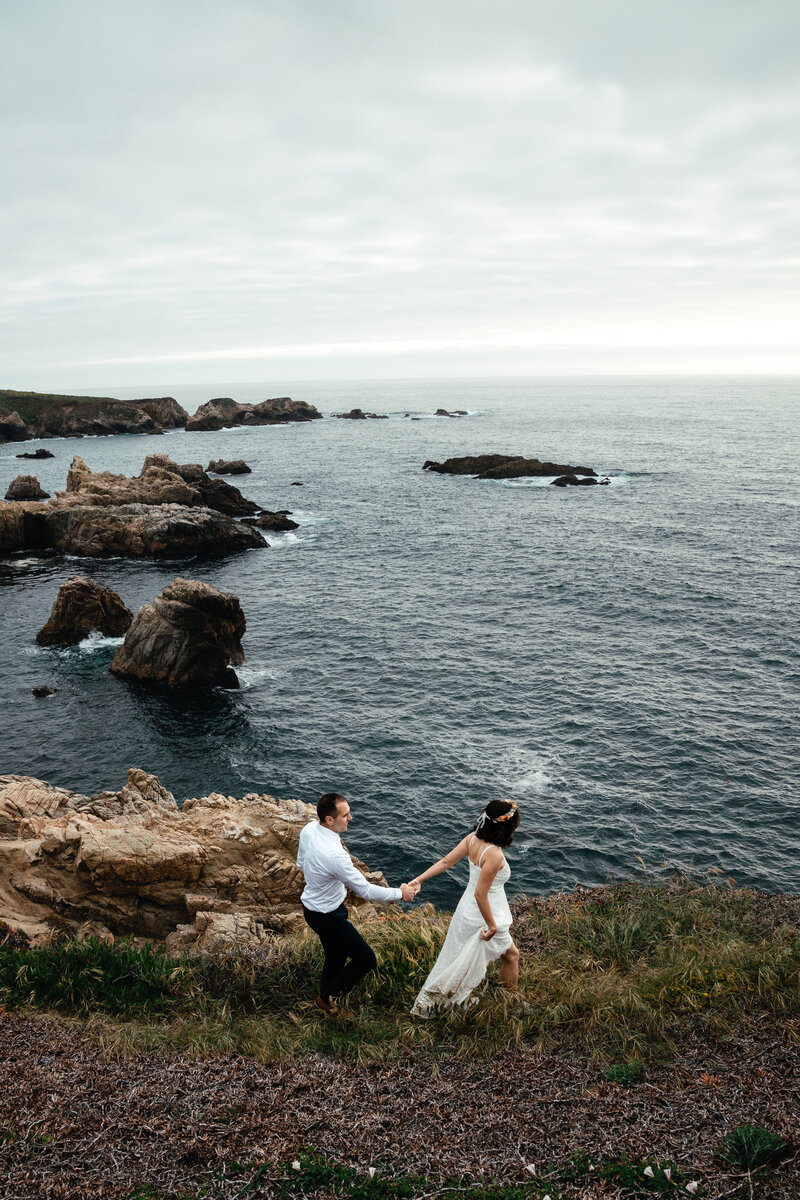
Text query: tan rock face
5 474 49 501
110 577 246 688
0 769 387 950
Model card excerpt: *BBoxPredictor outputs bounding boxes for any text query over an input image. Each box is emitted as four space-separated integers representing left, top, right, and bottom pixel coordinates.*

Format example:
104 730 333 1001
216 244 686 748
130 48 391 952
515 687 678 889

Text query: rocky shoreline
0 770 390 952
0 390 322 443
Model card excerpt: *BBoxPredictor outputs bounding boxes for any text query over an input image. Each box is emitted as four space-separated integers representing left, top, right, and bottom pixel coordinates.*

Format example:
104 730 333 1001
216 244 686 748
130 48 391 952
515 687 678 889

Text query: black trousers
302 902 377 1001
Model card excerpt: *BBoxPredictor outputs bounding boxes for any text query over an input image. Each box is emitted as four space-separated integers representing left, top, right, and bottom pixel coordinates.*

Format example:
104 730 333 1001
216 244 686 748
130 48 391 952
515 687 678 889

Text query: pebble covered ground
0 1010 797 1199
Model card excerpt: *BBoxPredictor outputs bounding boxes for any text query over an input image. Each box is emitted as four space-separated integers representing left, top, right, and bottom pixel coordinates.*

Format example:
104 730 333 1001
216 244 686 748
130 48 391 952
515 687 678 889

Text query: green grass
117 1151 707 1199
1 879 798 1063
0 387 129 423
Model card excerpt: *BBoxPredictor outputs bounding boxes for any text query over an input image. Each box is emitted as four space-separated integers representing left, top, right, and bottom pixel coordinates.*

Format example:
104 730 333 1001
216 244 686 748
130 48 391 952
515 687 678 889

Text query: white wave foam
76 631 126 652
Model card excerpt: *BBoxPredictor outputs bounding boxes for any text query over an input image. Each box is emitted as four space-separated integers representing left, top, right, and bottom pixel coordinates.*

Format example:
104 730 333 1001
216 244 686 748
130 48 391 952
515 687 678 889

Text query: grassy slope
0 388 130 423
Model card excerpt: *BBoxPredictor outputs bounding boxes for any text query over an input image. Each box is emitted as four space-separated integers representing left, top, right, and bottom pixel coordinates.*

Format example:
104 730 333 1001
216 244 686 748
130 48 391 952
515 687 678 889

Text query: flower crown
475 801 518 831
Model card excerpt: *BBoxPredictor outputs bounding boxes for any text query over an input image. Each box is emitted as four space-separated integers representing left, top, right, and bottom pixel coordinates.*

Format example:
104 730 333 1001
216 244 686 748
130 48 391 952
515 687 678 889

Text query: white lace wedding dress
411 840 514 1016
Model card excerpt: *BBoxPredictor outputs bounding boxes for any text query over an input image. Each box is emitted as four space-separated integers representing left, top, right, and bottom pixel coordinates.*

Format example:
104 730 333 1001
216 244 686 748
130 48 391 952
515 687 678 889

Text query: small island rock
36 575 134 646
5 474 50 501
110 578 246 689
207 459 252 475
16 448 54 460
251 510 299 532
186 396 322 432
423 454 597 480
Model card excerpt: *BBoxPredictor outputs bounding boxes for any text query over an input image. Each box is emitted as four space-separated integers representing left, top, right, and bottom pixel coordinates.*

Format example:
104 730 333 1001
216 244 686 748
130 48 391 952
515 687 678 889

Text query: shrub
720 1124 788 1170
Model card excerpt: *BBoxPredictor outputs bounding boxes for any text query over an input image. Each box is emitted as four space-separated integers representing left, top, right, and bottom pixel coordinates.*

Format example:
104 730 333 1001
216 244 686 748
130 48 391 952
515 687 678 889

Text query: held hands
479 925 497 941
400 880 421 902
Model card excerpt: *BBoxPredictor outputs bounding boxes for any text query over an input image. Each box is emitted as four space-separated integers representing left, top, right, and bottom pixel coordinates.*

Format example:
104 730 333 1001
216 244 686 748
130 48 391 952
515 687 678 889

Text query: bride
410 799 520 1016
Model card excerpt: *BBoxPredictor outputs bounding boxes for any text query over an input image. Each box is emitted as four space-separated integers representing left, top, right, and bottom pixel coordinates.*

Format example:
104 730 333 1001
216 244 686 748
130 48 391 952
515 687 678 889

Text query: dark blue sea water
1 377 798 906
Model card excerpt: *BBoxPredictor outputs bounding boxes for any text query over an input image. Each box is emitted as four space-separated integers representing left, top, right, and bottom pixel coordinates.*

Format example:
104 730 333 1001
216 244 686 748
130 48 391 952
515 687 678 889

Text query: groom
297 792 419 1016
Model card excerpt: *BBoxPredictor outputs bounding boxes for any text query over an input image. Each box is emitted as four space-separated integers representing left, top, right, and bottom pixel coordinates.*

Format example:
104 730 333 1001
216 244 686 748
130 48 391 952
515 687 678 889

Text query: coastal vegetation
1 877 797 1198
2 877 798 1063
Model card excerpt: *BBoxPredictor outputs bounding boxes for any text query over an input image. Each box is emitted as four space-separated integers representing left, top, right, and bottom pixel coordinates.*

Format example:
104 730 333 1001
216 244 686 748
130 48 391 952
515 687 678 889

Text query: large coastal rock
110 578 246 688
130 396 190 429
185 396 322 432
0 455 267 559
0 390 162 440
5 474 49 501
0 769 388 949
0 411 29 442
423 454 598 480
36 576 133 646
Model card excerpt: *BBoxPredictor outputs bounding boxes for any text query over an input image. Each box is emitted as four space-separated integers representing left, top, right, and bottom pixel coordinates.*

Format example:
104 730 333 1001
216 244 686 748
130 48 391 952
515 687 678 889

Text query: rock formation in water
36 575 133 646
335 408 388 420
110 577 246 689
434 408 468 417
248 510 299 532
551 474 609 487
423 454 598 480
0 454 267 558
207 459 252 475
16 448 54 459
0 769 387 949
4 474 49 501
185 395 322 432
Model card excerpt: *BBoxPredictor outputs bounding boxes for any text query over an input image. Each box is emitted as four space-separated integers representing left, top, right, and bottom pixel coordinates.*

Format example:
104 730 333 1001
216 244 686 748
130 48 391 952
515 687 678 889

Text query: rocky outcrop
32 686 58 698
110 578 246 688
248 510 299 533
423 454 598 480
185 396 322 432
207 459 251 475
0 390 161 440
435 408 468 417
551 474 609 487
5 475 49 501
335 408 388 420
36 575 133 646
0 454 267 559
0 498 266 558
0 769 388 948
0 411 31 442
130 396 190 429
16 448 54 459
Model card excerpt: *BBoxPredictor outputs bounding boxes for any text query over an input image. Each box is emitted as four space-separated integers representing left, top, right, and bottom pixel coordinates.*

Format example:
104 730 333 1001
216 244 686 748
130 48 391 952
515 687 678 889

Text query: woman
410 799 520 1016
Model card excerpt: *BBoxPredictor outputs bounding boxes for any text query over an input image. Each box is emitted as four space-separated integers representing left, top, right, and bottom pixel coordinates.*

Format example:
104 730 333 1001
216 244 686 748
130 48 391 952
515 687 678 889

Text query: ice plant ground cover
0 879 797 1197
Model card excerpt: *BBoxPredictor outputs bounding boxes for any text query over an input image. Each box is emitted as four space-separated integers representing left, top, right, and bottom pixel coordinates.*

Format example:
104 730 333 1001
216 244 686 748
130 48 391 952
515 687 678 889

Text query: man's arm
330 845 405 903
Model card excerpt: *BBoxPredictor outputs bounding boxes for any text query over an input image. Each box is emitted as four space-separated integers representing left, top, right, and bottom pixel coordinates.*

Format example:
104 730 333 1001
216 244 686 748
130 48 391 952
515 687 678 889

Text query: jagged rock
335 408 388 420
5 474 49 500
0 769 388 948
249 511 299 533
131 397 189 429
32 686 58 698
207 459 252 475
186 396 322 432
16 448 54 459
0 411 30 442
423 454 597 480
110 578 246 688
36 575 133 646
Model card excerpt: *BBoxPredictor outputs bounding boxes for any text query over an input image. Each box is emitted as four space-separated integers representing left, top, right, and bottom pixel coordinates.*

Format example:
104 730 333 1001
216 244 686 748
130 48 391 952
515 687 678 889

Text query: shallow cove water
1 376 798 908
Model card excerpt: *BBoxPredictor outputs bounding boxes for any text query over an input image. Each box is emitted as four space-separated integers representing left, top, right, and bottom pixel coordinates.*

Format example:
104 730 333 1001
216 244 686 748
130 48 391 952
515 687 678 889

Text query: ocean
1 376 798 907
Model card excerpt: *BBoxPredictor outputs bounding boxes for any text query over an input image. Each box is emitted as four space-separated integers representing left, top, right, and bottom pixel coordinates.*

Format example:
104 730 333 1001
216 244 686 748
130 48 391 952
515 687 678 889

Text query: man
297 792 419 1016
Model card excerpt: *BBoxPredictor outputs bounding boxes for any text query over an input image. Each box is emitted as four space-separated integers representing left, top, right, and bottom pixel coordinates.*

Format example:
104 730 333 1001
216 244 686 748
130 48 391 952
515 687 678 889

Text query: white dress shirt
297 820 402 912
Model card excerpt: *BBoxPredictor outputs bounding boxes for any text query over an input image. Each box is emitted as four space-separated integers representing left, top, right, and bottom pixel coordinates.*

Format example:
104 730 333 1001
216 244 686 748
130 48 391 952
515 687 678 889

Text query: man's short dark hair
317 792 347 823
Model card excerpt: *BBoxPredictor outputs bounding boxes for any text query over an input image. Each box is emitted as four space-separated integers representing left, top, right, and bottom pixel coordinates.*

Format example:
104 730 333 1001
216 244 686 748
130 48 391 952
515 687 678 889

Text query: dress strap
478 844 490 866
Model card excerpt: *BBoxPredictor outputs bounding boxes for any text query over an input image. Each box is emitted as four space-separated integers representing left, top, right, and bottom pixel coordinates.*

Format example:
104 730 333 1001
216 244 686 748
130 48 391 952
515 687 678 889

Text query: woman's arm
473 848 504 939
411 835 471 887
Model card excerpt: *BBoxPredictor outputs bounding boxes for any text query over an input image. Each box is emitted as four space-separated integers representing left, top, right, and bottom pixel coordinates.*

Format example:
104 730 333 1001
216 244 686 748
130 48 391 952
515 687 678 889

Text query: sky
2 0 799 388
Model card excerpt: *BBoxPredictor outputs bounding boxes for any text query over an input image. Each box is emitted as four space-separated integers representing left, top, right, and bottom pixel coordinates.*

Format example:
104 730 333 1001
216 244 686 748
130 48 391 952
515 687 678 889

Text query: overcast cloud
1 0 799 386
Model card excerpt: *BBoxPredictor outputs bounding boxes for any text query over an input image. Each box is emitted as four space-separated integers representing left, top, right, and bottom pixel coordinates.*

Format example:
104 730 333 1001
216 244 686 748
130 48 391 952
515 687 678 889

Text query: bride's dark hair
473 799 519 847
